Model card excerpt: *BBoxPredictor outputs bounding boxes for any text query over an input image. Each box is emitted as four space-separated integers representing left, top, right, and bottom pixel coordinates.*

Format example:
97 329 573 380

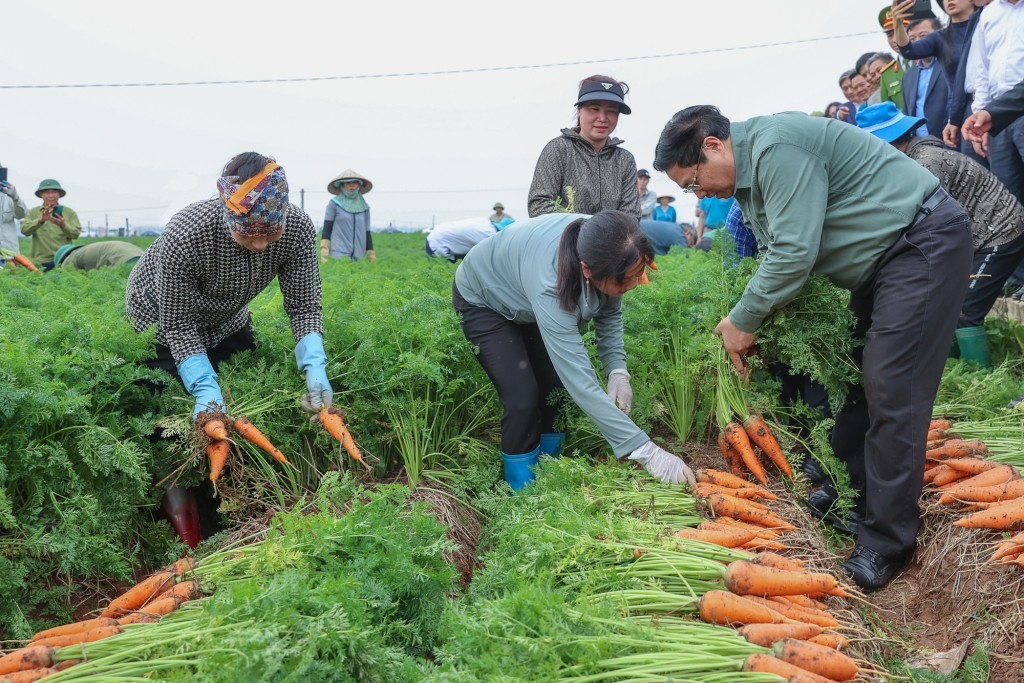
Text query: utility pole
300 188 305 211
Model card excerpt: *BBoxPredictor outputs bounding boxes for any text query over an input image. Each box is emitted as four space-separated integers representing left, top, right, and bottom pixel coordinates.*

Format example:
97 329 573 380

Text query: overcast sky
1 0 939 230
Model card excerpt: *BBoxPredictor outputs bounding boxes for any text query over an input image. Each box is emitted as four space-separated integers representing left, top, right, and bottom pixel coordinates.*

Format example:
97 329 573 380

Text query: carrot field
3 232 1024 682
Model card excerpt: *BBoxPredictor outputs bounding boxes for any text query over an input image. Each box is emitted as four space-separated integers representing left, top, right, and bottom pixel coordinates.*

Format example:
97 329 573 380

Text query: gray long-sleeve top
454 212 648 457
528 129 641 219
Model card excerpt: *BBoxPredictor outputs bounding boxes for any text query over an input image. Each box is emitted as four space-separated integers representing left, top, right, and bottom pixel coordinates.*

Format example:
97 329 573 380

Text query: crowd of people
1 0 1022 591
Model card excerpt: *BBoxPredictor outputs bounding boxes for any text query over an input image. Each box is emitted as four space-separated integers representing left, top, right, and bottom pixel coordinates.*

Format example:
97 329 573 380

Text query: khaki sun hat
327 169 373 195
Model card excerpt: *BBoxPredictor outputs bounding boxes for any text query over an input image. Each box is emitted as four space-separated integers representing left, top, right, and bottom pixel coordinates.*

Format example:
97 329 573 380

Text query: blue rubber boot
538 432 566 458
502 446 541 491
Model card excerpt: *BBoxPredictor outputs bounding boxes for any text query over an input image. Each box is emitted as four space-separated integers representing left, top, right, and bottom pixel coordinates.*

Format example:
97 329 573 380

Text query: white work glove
628 441 696 485
607 369 633 414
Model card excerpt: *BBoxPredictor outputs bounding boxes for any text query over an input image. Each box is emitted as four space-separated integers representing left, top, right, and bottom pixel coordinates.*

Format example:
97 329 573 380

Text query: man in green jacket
54 241 144 270
654 106 972 591
19 179 82 270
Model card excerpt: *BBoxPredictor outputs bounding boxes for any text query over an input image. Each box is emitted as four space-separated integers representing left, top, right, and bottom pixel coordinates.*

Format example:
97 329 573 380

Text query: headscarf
217 161 290 235
330 180 370 214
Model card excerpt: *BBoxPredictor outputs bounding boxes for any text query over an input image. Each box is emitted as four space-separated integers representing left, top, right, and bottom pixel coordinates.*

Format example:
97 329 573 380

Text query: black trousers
143 323 256 389
453 282 565 455
988 117 1024 205
961 231 1024 328
831 190 972 559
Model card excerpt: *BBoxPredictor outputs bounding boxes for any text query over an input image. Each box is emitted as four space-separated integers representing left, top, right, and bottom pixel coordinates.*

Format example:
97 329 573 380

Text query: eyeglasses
681 155 702 194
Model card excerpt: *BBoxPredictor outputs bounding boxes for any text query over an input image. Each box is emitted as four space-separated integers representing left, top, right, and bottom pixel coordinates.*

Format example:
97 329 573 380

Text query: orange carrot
743 414 794 478
31 617 118 643
741 537 789 552
100 570 175 618
725 560 849 598
118 596 180 624
718 433 747 477
233 417 289 464
696 468 762 490
954 497 1024 529
31 625 122 649
171 556 196 576
926 439 988 460
712 517 784 539
774 638 861 681
697 590 794 626
923 463 952 485
738 622 823 647
939 465 1015 499
776 594 831 612
725 422 768 485
991 538 1024 563
930 467 971 487
319 407 364 464
940 480 1024 505
707 493 796 530
207 438 231 483
693 481 779 501
942 458 999 475
752 551 806 572
0 648 54 676
11 254 38 272
927 428 947 442
929 418 952 431
203 419 229 441
2 668 60 683
743 596 842 628
54 660 81 671
156 579 201 604
808 633 849 650
742 653 839 683
676 525 757 548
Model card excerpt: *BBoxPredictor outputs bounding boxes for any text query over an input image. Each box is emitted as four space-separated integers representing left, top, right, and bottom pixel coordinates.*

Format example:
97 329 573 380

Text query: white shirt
426 217 497 261
971 0 1024 111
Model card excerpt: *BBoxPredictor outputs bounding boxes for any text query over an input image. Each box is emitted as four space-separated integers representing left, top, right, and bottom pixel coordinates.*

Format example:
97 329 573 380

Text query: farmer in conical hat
322 169 375 262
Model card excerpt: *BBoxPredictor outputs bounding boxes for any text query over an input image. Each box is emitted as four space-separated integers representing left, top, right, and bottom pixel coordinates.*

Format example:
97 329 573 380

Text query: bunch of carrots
924 418 1024 564
714 350 794 485
197 406 368 488
0 558 201 681
4 253 38 272
681 468 795 552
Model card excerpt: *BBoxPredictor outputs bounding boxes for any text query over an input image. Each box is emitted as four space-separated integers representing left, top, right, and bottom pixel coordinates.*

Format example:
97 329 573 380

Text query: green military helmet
35 178 67 197
53 243 83 266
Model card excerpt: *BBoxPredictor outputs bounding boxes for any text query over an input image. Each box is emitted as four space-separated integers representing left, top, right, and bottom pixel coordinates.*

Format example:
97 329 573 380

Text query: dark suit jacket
903 60 950 139
986 79 1024 136
948 10 982 127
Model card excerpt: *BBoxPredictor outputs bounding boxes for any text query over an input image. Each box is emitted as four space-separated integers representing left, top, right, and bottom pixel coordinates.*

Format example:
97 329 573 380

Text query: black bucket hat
574 80 631 115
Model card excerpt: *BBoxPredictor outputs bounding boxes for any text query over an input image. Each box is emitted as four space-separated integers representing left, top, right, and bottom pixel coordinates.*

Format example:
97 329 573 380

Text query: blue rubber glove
295 332 333 413
177 353 224 419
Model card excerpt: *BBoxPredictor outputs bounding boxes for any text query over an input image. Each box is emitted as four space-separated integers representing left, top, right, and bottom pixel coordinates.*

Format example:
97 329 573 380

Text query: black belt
910 187 951 227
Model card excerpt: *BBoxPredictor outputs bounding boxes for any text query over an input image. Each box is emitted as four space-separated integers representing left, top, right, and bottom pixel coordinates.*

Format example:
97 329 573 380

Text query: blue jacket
903 60 950 140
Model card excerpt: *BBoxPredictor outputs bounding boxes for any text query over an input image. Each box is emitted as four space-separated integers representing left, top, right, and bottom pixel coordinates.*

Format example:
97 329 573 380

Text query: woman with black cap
527 75 641 219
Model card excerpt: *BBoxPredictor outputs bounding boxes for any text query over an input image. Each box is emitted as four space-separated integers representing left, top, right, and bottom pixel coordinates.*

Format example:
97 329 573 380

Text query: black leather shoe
839 545 907 592
805 488 862 536
801 457 828 486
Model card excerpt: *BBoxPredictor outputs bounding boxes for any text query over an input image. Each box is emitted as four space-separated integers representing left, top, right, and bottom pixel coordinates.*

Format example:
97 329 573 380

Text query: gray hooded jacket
906 136 1024 250
528 128 641 219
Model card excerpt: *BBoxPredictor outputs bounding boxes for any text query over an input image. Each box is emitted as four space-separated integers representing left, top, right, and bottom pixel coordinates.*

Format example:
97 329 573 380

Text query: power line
0 32 874 90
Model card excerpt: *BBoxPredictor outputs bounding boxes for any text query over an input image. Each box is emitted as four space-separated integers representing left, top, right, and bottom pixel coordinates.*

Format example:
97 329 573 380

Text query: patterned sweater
126 199 323 364
906 136 1024 250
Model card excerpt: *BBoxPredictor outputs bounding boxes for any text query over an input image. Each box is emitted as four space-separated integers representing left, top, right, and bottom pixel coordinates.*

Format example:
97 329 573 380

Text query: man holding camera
0 168 28 261
20 178 81 270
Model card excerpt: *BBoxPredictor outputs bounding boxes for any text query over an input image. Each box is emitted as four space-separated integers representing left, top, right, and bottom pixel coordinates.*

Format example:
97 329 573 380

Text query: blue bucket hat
857 102 925 142
574 79 632 115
